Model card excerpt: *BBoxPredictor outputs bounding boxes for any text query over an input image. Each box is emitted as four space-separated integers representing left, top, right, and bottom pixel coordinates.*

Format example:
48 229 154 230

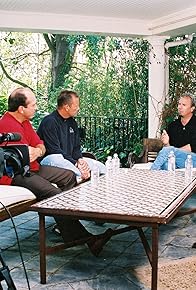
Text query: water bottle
168 150 175 172
185 154 193 181
112 153 120 174
91 160 99 186
105 156 113 178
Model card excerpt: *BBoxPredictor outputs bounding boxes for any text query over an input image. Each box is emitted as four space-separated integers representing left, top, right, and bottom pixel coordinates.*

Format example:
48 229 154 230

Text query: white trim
0 10 150 37
0 7 195 37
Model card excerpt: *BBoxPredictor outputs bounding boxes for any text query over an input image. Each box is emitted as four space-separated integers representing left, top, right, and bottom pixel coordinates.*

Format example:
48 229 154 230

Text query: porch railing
76 116 148 157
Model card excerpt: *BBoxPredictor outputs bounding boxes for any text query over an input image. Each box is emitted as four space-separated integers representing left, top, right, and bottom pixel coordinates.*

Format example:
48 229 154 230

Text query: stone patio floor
0 195 195 290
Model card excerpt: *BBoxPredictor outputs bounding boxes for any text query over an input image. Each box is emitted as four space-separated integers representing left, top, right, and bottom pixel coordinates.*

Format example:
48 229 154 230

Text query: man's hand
161 129 170 146
77 158 90 180
28 145 45 162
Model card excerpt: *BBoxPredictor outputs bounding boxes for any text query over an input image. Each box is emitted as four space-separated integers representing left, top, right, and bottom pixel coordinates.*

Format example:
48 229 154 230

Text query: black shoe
192 242 196 248
87 228 113 257
94 221 105 226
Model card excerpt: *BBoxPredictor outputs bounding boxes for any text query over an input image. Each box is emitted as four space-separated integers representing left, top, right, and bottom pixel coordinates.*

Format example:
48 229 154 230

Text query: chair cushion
132 163 153 170
132 163 191 172
0 185 36 209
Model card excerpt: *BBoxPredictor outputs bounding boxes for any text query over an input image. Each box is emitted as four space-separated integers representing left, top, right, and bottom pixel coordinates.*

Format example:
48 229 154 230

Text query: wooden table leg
151 225 159 290
39 213 46 284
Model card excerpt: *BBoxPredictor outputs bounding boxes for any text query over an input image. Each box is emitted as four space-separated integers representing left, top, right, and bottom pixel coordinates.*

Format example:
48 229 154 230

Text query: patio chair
0 185 36 222
128 138 163 167
0 185 36 289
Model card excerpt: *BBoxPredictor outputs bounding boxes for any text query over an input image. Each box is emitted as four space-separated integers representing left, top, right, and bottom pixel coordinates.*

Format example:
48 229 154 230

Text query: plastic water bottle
168 150 175 172
112 153 120 174
105 156 113 178
185 154 193 181
91 160 99 186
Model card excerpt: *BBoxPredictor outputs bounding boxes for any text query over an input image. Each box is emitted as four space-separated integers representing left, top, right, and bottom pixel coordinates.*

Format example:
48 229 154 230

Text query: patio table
31 168 196 290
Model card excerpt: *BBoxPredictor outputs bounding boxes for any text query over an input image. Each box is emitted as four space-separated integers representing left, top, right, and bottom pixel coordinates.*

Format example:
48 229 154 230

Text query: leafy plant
161 38 196 128
0 96 8 116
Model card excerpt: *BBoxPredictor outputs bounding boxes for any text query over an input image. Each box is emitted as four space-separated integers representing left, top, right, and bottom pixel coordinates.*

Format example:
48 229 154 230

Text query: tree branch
3 49 50 62
0 59 32 89
43 34 55 53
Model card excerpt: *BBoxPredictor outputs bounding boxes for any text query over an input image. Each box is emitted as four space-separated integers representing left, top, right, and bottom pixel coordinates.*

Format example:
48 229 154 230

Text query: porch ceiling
0 0 196 37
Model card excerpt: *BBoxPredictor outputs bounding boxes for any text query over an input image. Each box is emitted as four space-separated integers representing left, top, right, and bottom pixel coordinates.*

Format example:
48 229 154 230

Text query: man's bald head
8 87 34 112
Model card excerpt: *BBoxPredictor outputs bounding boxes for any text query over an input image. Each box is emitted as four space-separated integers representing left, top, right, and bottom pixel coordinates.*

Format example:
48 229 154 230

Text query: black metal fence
76 116 148 163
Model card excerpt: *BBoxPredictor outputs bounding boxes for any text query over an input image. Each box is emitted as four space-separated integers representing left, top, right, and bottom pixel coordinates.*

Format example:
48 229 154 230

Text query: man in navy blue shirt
37 90 106 181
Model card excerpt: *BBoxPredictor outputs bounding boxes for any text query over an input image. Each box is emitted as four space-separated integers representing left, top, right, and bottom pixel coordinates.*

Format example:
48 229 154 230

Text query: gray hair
180 93 196 107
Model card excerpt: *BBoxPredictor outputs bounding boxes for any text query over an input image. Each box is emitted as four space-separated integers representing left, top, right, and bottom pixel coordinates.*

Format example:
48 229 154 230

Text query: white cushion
132 163 153 170
0 185 36 209
132 163 196 172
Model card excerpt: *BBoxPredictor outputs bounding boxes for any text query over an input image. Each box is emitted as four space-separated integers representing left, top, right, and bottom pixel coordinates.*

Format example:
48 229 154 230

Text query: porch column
146 36 169 138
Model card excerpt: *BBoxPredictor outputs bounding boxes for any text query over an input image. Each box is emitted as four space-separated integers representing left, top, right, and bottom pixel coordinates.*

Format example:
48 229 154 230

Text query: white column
146 36 169 138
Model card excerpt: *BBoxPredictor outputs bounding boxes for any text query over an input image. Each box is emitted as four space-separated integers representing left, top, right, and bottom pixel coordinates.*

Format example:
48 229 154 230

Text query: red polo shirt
0 112 43 176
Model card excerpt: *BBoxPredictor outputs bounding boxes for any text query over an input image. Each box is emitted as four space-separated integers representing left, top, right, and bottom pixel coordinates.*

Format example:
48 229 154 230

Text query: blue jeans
40 154 106 176
150 146 196 170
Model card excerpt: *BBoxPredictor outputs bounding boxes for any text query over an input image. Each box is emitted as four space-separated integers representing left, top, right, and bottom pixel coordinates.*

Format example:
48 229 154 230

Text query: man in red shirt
0 87 113 256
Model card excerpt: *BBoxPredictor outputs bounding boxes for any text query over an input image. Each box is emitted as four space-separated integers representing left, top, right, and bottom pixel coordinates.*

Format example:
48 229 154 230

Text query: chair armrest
128 149 146 167
82 152 97 160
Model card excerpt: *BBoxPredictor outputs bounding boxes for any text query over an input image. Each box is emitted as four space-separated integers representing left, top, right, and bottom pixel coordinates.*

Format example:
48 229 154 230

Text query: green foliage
1 32 195 165
83 35 107 65
161 102 178 130
131 141 143 155
169 42 196 95
54 36 149 120
0 96 8 116
161 37 196 128
33 35 149 162
32 110 49 130
91 145 114 163
0 32 50 96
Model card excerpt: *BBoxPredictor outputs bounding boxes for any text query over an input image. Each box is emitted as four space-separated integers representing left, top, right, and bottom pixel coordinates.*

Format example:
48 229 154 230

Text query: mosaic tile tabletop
31 169 196 223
